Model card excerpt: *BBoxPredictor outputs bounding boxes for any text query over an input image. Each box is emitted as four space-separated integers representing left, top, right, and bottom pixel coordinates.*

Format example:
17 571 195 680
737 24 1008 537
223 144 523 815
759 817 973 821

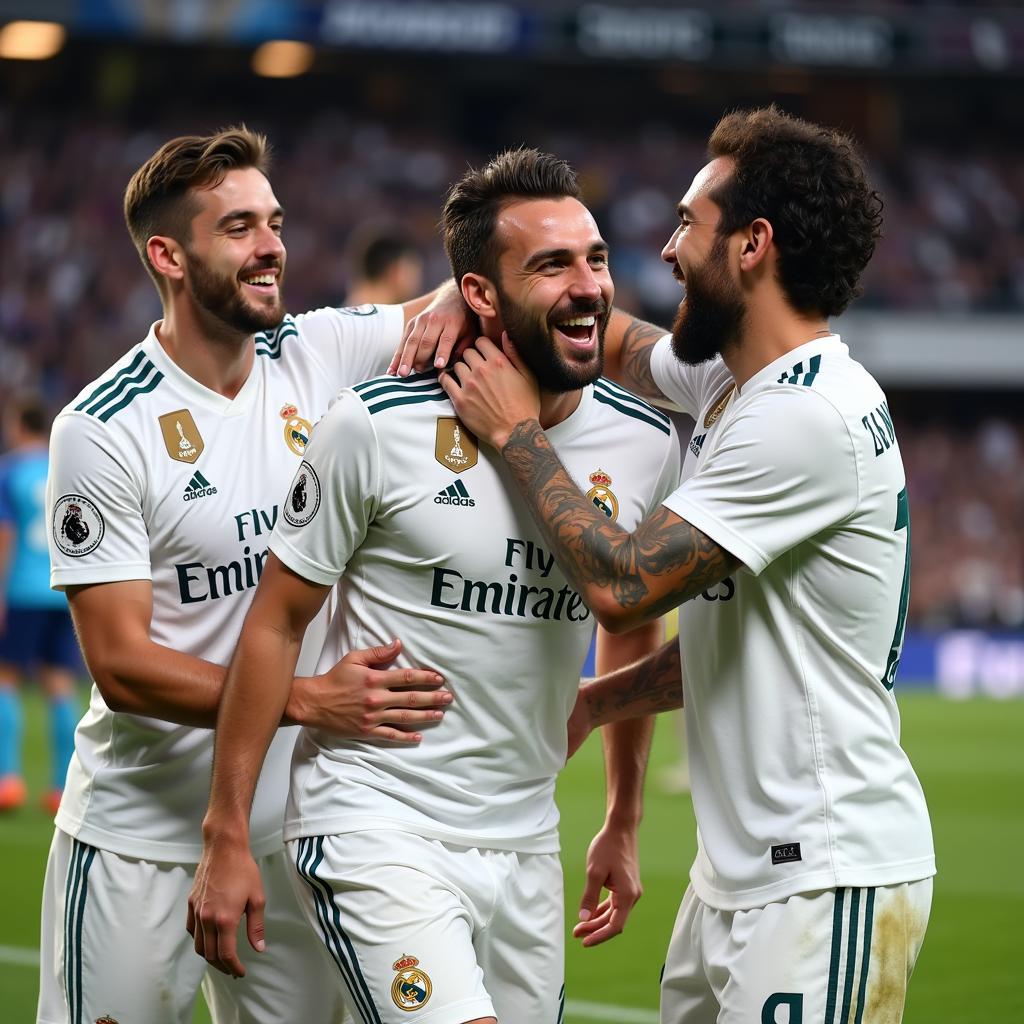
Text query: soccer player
0 395 79 815
188 148 681 1023
40 126 461 1024
441 109 936 1023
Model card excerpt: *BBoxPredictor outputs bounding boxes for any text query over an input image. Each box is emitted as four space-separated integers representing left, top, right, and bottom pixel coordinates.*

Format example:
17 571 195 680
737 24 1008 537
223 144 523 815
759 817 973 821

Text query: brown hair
123 126 271 290
442 147 581 286
708 106 883 317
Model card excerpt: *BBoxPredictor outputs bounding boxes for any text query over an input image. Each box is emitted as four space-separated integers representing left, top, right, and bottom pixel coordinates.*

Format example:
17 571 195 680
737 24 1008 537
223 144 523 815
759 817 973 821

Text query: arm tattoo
588 639 683 723
503 421 740 615
619 317 666 400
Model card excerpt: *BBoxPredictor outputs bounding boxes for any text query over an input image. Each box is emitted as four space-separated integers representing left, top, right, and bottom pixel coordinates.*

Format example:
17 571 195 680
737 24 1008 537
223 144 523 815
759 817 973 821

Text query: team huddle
37 109 933 1024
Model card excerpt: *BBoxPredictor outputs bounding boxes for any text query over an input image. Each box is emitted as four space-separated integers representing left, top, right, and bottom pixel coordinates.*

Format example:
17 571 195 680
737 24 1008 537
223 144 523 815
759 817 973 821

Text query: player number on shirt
882 487 911 690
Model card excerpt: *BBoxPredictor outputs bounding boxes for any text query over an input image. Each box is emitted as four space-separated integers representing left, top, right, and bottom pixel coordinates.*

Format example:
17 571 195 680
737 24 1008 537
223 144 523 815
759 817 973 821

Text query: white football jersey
47 304 404 862
650 334 935 911
271 372 681 853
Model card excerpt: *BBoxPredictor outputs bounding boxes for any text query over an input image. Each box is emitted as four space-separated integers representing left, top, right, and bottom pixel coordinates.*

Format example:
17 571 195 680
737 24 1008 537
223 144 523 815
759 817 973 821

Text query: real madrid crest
281 403 312 457
434 417 478 474
158 409 204 464
391 954 432 1012
586 469 619 520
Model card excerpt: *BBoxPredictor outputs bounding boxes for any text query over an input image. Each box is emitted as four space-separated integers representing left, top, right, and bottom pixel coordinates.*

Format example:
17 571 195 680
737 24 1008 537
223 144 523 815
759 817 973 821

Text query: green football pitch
2 689 1021 1022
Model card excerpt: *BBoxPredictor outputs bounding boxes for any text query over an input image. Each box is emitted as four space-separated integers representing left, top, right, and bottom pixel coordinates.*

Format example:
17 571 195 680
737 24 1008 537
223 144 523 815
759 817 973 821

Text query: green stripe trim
352 369 439 395
356 379 445 405
63 841 82 1023
594 379 671 426
853 888 875 1024
802 354 822 387
825 888 845 1023
96 370 164 422
840 888 862 1023
75 351 148 412
592 391 671 435
365 392 450 416
81 357 158 416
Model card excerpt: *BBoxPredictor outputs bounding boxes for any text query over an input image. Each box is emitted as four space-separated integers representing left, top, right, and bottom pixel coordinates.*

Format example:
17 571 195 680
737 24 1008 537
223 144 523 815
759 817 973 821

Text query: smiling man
442 110 936 1024
188 148 680 1024
38 126 461 1024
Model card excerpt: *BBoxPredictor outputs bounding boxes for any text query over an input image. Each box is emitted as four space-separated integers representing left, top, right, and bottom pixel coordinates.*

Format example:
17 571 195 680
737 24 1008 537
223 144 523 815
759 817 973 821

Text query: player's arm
601 308 671 402
66 579 450 733
0 521 12 628
440 338 741 634
574 620 661 948
188 554 327 977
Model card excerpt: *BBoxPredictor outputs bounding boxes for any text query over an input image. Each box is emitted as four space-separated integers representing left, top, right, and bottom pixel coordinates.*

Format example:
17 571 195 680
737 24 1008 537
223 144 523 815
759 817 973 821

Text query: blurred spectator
0 395 80 814
343 224 425 306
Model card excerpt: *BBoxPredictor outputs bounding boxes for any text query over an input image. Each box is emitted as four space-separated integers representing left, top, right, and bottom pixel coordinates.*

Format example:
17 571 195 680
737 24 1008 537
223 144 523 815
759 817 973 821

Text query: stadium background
1 1 1021 1020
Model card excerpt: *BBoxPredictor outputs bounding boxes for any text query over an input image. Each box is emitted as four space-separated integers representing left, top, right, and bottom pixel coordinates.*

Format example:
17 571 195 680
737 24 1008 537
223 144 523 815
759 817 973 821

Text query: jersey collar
143 322 260 416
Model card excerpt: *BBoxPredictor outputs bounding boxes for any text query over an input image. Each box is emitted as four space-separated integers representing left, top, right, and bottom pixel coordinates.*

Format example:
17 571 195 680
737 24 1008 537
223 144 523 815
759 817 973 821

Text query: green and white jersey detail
271 371 680 853
46 304 404 862
650 334 935 911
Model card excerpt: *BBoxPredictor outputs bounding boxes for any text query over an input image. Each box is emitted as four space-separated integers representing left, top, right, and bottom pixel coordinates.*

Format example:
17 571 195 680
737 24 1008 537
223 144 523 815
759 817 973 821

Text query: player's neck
157 302 255 400
538 389 582 430
725 292 830 391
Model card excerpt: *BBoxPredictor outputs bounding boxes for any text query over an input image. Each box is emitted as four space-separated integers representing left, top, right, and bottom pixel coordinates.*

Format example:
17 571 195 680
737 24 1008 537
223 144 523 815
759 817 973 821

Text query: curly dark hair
442 147 581 286
707 106 883 317
124 126 271 293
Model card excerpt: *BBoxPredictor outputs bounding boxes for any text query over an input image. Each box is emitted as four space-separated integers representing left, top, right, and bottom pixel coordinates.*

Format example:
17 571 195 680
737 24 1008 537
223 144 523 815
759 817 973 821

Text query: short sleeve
289 304 405 388
47 413 151 588
663 388 859 576
650 336 730 420
270 390 380 586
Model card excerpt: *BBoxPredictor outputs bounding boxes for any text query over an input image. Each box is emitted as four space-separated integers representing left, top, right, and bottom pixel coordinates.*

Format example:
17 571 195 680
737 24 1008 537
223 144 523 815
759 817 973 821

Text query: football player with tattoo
39 126 464 1024
188 148 681 1024
441 108 935 1024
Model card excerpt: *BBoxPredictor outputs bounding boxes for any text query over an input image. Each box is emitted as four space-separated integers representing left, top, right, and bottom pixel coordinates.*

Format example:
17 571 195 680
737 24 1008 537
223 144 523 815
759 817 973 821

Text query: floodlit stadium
1 2 1021 1022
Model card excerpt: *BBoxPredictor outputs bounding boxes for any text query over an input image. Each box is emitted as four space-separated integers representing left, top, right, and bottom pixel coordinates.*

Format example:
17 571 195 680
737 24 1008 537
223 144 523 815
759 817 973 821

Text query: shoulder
350 369 451 418
63 345 165 429
591 378 673 437
253 313 299 361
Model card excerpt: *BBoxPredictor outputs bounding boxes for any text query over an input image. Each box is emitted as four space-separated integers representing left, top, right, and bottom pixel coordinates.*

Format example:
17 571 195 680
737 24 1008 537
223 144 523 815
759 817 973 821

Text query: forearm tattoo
503 421 740 614
618 317 666 400
589 640 683 723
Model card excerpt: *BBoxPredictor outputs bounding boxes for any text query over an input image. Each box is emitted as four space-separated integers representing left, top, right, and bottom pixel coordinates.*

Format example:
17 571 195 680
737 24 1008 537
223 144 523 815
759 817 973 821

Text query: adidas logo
182 469 218 502
434 479 475 507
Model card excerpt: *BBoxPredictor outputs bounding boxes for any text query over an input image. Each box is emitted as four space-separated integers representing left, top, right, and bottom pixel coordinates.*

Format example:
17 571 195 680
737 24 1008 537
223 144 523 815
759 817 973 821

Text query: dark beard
670 234 744 366
496 285 608 394
186 252 284 335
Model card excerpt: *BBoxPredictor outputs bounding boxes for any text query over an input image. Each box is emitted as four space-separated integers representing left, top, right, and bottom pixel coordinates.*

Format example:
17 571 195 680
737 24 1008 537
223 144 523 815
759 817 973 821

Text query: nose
256 223 285 260
569 261 603 302
661 227 681 265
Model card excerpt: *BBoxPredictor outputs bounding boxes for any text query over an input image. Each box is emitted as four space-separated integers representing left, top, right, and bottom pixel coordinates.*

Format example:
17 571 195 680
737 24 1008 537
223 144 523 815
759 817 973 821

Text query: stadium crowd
1 106 1020 631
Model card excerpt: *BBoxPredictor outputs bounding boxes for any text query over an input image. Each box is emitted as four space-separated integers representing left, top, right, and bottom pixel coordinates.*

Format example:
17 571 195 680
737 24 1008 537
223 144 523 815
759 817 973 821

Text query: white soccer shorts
660 878 933 1024
37 828 349 1024
287 829 566 1024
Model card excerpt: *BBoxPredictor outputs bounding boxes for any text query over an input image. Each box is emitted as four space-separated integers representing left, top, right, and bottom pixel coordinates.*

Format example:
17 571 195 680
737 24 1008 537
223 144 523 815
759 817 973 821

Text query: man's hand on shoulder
392 280 478 376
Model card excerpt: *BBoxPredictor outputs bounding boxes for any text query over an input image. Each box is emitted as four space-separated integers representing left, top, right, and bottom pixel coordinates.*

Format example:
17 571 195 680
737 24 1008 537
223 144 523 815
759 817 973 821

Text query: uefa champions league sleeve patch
283 461 321 527
52 494 105 557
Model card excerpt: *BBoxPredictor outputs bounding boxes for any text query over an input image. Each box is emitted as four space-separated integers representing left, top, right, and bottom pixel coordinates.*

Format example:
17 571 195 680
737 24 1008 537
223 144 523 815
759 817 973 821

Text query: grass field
2 688 1022 1022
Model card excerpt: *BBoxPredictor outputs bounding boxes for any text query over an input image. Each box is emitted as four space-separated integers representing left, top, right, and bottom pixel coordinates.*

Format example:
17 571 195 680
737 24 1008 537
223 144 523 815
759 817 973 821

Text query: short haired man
188 148 681 1023
40 126 459 1024
443 109 936 1023
345 225 425 306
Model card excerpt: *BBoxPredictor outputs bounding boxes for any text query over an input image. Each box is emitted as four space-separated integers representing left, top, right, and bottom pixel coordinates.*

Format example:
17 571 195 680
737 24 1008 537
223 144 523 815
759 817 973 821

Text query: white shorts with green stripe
660 878 932 1024
288 830 565 1024
37 828 349 1024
